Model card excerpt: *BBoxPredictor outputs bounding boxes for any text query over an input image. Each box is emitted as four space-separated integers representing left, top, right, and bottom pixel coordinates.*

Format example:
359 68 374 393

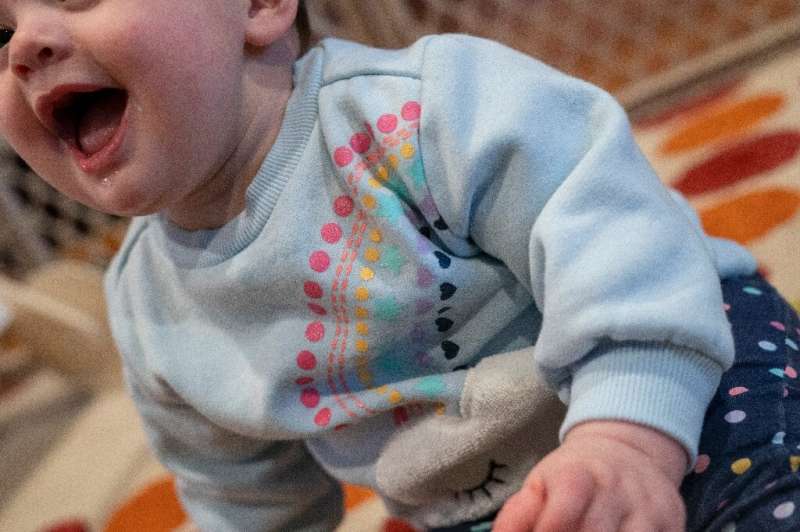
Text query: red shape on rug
674 131 800 196
40 519 90 532
383 517 419 532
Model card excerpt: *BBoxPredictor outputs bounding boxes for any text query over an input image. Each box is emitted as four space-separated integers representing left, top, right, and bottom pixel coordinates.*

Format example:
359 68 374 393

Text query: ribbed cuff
559 340 724 472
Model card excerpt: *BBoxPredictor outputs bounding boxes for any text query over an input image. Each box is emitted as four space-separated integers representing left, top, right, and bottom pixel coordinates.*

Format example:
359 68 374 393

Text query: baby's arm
494 420 687 532
414 35 736 530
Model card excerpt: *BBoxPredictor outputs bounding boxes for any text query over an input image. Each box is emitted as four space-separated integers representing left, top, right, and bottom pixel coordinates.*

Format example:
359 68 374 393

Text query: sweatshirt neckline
155 49 323 267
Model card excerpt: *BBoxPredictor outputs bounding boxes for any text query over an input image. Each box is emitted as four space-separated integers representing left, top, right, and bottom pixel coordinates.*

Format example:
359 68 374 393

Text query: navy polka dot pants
681 274 800 531
430 274 800 531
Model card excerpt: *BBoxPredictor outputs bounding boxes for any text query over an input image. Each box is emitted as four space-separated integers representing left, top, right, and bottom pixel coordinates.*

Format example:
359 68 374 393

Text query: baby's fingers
493 478 545 531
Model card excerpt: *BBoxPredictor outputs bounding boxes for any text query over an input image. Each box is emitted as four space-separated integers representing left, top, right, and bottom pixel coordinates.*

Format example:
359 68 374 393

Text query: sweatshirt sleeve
417 35 734 465
123 364 344 532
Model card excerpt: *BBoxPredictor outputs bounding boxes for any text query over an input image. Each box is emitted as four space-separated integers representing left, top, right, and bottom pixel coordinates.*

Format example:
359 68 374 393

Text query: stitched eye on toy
0 28 12 48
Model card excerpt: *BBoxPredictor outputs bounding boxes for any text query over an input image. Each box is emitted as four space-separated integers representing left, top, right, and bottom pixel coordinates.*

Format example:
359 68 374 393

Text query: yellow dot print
388 154 399 169
355 286 369 301
389 390 403 404
376 385 389 395
360 267 375 281
731 458 752 475
364 248 380 262
400 143 416 159
355 339 369 352
376 166 389 181
355 306 369 319
370 229 383 243
355 322 369 336
367 178 381 189
362 194 377 210
357 370 373 387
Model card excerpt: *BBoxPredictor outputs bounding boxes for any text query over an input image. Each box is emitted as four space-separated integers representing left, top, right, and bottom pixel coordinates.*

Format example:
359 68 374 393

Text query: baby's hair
296 0 311 53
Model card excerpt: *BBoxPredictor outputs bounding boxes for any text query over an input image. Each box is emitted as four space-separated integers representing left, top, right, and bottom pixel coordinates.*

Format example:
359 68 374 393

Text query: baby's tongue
77 90 126 156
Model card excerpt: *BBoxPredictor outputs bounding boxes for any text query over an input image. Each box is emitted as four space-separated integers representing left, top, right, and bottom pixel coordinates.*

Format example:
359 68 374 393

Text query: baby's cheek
0 82 24 140
0 92 41 162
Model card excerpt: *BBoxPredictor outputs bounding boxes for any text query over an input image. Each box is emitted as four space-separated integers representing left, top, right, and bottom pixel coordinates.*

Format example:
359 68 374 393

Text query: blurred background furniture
304 0 800 97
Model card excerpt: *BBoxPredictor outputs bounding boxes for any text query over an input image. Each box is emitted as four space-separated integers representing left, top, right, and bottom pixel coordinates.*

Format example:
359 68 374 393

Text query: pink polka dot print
315 408 332 427
301 388 321 408
402 101 421 121
350 132 372 153
334 146 353 167
309 251 330 272
297 350 317 370
377 114 398 133
305 321 325 342
308 303 327 315
321 223 343 244
304 281 323 299
333 196 354 217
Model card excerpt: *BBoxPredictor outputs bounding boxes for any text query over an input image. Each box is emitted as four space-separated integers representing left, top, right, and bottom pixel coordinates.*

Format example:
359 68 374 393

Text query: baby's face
0 0 252 217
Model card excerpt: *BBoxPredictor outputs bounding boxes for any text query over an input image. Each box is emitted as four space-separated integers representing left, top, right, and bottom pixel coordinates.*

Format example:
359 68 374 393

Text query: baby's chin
52 174 165 219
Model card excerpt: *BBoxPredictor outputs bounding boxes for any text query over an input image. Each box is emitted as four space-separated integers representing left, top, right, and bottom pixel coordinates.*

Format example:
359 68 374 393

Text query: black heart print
439 282 457 300
441 340 460 360
435 317 454 332
434 251 451 269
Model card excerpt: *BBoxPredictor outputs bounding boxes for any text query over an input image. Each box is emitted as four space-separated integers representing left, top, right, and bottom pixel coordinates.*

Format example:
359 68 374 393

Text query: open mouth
50 88 128 157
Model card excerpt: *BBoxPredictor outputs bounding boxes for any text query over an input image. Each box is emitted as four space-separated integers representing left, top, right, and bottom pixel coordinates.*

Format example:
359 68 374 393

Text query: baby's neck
165 35 299 231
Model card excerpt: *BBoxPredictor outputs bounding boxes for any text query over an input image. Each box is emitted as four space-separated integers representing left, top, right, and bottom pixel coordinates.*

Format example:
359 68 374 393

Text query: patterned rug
632 40 800 311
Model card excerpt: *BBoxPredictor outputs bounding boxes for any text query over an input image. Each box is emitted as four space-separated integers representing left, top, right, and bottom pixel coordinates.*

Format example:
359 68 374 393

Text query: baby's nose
9 21 72 81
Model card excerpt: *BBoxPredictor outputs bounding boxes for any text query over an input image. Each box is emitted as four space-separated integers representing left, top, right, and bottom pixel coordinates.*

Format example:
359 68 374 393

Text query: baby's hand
493 421 687 532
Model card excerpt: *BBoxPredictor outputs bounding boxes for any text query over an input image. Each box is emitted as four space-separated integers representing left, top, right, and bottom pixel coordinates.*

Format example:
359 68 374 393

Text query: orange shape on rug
343 483 376 509
660 93 785 154
699 188 800 244
104 476 186 532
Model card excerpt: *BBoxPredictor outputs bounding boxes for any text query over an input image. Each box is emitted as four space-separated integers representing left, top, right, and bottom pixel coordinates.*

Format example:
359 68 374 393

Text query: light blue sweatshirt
105 35 757 530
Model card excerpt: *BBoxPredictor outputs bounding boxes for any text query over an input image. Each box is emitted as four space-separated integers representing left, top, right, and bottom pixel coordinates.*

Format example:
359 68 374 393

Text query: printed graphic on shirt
296 101 461 430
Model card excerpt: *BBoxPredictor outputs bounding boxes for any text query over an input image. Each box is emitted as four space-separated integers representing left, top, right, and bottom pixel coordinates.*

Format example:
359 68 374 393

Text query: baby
2 1 799 531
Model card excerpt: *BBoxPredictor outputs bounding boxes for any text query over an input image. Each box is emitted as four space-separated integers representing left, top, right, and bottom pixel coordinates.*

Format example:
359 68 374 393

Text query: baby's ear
245 0 298 47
